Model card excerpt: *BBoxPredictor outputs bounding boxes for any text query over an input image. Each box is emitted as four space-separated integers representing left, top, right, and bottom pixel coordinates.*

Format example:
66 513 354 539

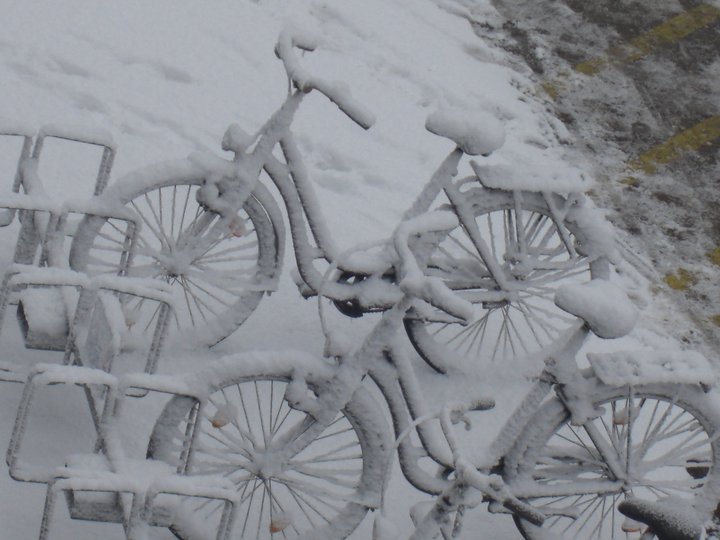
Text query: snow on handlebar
435 406 546 528
275 28 375 130
393 211 474 324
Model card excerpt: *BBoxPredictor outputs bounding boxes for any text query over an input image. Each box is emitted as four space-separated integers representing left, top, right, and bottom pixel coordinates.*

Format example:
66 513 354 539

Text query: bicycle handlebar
436 406 545 527
275 29 375 130
394 211 474 324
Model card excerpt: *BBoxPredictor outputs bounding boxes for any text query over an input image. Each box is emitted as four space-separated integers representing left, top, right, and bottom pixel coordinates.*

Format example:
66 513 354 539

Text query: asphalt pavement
482 0 720 349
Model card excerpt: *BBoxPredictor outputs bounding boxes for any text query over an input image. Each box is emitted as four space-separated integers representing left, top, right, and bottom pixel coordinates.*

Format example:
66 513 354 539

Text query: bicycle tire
147 351 390 540
502 383 720 540
69 159 282 346
404 188 609 373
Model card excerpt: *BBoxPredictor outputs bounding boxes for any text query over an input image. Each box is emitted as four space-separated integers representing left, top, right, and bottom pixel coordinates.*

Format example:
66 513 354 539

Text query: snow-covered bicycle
68 29 612 370
142 211 719 540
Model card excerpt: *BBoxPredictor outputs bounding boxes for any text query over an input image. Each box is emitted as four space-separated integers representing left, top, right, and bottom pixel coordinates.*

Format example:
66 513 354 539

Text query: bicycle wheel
147 352 389 540
503 383 720 540
404 188 609 373
69 159 282 346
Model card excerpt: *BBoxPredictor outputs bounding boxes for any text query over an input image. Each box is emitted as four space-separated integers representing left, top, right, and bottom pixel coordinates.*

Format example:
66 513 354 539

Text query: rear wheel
405 188 608 373
503 384 720 539
147 353 389 540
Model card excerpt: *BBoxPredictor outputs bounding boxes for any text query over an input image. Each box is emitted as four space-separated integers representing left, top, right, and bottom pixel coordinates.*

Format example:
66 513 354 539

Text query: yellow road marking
538 6 720 172
708 248 720 266
541 3 720 95
575 3 720 75
664 268 697 291
629 116 720 173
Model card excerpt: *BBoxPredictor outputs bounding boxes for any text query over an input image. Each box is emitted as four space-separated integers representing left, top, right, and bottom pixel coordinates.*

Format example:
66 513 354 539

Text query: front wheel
69 160 282 346
503 384 720 540
147 352 390 540
404 188 609 373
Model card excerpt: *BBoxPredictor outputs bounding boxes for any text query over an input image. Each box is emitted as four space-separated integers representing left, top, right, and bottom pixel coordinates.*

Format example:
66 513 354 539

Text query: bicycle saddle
618 498 704 540
425 108 505 156
554 280 638 339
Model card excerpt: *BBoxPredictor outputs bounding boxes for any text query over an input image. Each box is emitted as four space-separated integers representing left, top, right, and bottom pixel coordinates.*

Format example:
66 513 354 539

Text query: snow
17 287 71 348
425 107 506 156
0 122 35 138
9 266 89 288
554 280 639 339
36 124 116 151
30 364 119 388
0 194 62 213
0 0 715 539
62 198 138 223
275 28 376 130
116 373 193 398
470 153 594 193
589 349 716 387
618 497 705 540
91 275 174 305
394 210 474 321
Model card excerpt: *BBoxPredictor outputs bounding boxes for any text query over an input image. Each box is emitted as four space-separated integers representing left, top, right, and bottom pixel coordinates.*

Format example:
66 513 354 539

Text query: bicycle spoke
251 381 268 448
183 275 236 308
239 478 263 537
130 200 168 249
199 428 253 462
144 191 173 250
179 276 212 324
311 424 357 443
515 391 718 539
277 480 330 527
256 484 268 539
176 185 192 244
291 465 362 488
275 476 346 514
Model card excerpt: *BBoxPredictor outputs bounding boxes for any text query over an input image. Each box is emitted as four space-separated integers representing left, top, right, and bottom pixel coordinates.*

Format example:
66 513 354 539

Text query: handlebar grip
313 80 375 130
275 28 375 130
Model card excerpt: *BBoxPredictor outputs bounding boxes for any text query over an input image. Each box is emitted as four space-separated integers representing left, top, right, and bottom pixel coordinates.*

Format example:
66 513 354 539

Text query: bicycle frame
296 316 605 483
187 56 619 499
197 33 595 318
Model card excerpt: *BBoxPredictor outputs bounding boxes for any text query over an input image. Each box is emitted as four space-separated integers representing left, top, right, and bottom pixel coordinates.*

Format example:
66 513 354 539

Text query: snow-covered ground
0 0 710 538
